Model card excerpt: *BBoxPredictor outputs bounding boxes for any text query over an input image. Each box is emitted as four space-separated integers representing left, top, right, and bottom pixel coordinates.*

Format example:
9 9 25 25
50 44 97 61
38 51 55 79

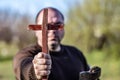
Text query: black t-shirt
49 45 89 80
13 44 89 80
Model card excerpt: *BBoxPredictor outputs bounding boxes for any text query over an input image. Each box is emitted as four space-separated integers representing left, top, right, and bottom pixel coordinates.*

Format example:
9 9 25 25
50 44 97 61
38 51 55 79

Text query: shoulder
17 44 41 55
61 44 86 59
13 44 40 61
61 44 82 53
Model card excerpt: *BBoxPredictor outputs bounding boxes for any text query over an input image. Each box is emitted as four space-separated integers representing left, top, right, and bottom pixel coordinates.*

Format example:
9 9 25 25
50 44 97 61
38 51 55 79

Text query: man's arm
13 48 51 80
13 51 37 80
79 66 101 80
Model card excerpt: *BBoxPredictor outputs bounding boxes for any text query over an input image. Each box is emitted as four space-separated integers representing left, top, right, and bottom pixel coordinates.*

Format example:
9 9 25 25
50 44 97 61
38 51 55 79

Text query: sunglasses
28 23 64 30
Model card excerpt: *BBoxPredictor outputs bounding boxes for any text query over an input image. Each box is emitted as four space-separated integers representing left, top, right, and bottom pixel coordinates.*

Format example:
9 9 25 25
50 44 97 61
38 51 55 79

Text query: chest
49 53 85 80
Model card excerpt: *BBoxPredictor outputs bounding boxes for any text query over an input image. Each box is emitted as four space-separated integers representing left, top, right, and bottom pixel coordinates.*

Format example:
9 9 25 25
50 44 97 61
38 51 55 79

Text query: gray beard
49 37 61 51
49 43 58 51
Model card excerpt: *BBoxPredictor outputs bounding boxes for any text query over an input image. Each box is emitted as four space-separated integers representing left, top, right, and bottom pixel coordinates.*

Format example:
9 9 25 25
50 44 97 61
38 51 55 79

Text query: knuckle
36 59 46 65
36 75 42 79
35 68 51 76
47 70 51 75
34 64 38 69
48 65 52 69
46 54 51 59
34 55 38 59
37 53 43 58
43 59 46 63
38 65 51 70
32 60 35 63
39 70 47 76
43 53 51 59
40 65 46 70
46 59 52 65
43 65 49 70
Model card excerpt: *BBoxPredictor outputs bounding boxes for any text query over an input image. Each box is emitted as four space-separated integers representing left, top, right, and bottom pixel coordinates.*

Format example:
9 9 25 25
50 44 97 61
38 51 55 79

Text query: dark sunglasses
28 23 64 30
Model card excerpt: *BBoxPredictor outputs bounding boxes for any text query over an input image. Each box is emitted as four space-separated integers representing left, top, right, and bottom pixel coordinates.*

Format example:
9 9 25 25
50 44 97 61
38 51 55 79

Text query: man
13 7 90 80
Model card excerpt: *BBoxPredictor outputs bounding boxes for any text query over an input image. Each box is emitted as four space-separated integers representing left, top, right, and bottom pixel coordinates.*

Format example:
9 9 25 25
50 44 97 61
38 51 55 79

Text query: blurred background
0 0 120 80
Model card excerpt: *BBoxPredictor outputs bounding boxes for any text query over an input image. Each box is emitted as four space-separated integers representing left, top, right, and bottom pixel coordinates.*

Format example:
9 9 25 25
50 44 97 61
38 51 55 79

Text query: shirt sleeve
76 49 90 71
13 50 37 80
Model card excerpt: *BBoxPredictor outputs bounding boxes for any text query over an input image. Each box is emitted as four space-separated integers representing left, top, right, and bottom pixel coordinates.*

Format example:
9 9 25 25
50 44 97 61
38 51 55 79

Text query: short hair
35 7 64 23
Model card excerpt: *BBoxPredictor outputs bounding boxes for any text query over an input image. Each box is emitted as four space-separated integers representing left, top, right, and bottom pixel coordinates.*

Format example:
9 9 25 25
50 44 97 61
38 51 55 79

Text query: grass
0 41 120 80
0 41 18 80
85 50 120 80
0 60 15 80
0 51 120 80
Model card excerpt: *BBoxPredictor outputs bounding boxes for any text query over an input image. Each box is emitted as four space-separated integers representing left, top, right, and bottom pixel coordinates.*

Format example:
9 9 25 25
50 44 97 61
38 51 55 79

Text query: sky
0 0 82 16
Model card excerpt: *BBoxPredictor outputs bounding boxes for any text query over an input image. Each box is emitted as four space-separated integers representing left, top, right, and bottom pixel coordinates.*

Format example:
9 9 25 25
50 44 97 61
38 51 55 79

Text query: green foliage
85 50 120 80
0 9 35 49
0 41 18 80
0 61 15 80
0 41 18 61
0 47 120 80
62 0 120 58
0 0 120 79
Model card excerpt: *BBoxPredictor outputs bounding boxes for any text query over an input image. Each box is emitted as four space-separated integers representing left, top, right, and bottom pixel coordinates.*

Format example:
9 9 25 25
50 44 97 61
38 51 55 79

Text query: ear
34 31 42 38
34 31 37 37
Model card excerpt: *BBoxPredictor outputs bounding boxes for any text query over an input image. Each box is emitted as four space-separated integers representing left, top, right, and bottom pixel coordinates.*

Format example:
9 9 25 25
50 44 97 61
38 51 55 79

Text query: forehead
37 9 64 24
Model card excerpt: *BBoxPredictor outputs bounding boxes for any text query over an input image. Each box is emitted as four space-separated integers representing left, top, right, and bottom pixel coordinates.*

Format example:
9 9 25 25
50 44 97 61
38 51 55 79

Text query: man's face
35 9 64 50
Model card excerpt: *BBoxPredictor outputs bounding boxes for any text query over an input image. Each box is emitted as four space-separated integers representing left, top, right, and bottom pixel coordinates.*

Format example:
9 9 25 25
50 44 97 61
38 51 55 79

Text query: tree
63 0 120 58
0 9 35 48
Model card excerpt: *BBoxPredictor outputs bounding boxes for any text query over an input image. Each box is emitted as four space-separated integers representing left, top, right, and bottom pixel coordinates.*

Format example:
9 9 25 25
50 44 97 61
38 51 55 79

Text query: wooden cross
29 8 48 80
28 8 64 80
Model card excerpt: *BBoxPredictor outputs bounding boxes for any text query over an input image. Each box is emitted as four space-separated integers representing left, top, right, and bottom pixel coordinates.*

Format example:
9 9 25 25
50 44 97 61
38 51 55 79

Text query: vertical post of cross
41 8 49 80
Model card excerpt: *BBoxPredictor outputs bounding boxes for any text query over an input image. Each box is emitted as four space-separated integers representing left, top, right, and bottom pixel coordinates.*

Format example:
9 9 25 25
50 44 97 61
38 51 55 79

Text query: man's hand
32 52 52 79
79 66 101 80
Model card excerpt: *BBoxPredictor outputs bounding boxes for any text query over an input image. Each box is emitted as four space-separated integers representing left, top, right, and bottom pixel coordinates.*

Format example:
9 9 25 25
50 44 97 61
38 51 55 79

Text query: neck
37 40 61 52
49 45 61 52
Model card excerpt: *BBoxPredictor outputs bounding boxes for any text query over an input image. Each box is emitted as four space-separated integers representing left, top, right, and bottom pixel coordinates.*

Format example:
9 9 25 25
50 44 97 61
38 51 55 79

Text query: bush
0 41 18 61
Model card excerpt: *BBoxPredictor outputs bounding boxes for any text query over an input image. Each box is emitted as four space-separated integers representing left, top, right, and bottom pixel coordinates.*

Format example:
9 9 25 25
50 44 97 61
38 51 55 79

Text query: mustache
48 36 60 42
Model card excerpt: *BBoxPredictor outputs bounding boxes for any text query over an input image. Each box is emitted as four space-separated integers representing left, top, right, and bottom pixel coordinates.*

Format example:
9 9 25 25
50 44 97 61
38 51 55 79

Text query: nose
48 30 58 36
48 30 57 34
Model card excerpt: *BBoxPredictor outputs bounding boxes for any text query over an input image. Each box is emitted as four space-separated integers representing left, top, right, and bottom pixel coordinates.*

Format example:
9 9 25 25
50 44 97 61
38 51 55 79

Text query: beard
48 37 60 51
50 43 58 50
